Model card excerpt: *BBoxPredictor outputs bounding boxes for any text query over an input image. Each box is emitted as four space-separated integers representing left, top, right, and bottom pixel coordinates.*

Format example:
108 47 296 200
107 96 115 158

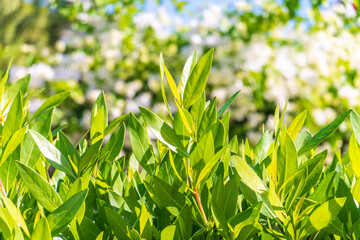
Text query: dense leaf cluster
1 50 360 239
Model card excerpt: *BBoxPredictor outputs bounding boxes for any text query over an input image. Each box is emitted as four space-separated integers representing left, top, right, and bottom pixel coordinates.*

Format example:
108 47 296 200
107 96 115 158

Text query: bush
1 50 360 239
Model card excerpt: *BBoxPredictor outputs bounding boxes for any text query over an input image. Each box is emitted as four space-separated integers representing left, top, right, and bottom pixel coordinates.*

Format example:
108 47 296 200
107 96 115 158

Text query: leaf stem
194 187 208 227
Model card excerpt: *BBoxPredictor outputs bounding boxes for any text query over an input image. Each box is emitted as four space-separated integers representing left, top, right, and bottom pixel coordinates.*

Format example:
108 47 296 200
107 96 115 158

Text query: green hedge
0 50 360 239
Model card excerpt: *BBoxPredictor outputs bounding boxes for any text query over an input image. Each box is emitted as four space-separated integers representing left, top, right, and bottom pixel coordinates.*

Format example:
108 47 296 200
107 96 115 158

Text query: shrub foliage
1 50 360 239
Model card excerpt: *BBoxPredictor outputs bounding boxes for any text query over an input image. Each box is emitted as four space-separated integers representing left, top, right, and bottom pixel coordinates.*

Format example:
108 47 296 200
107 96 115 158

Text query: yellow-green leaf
288 110 307 140
349 133 360 178
161 61 181 104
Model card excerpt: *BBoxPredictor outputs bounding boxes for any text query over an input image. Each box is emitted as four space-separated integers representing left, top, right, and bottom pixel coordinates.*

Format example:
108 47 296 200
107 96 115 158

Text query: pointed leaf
16 161 62 212
301 197 346 237
129 113 155 173
159 53 173 119
105 208 132 240
20 109 53 167
0 127 26 167
31 218 51 240
288 110 307 140
30 91 70 121
183 49 214 108
2 93 22 145
179 51 197 100
217 90 240 118
101 122 125 162
349 133 360 178
161 225 176 240
140 107 188 157
1 195 30 236
104 114 128 136
47 189 87 235
298 110 351 155
29 129 76 178
161 61 181 104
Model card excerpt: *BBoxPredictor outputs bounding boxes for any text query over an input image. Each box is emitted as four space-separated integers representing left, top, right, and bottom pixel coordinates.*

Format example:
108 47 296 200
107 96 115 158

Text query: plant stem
194 187 208 227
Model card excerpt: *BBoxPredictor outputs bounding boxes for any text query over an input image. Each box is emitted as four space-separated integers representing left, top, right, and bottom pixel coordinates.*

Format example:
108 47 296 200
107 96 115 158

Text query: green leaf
174 101 192 134
301 198 346 237
29 129 76 178
129 113 155 173
217 90 240 118
190 91 205 132
196 146 226 187
211 121 225 151
234 155 285 221
223 175 240 219
197 97 217 140
0 195 30 236
309 171 336 203
4 74 30 104
300 150 327 195
233 155 267 193
190 131 214 167
30 91 70 122
174 109 192 144
0 60 12 101
0 208 15 238
352 178 360 203
175 204 192 240
159 53 174 120
0 150 18 194
168 150 184 182
24 88 45 103
139 203 153 240
161 60 181 104
31 218 51 240
2 93 23 145
20 108 53 167
190 132 215 184
79 140 102 173
78 216 101 240
148 176 186 216
0 127 26 167
298 110 351 155
211 199 229 239
104 208 132 240
104 114 128 136
229 202 262 239
161 225 177 240
294 130 312 151
254 130 272 163
96 232 104 240
90 106 106 144
57 131 81 172
101 122 125 162
52 124 68 138
278 133 298 193
16 161 62 212
288 110 307 140
336 179 360 229
140 107 188 157
349 133 360 178
47 189 87 236
183 48 214 109
350 111 360 145
179 51 197 101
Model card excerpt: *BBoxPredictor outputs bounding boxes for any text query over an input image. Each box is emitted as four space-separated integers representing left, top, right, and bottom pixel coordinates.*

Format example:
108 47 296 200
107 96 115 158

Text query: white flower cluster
9 1 360 146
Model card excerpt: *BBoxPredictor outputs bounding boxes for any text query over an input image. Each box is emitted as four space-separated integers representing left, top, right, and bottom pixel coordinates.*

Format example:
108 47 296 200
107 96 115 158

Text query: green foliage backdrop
1 50 360 239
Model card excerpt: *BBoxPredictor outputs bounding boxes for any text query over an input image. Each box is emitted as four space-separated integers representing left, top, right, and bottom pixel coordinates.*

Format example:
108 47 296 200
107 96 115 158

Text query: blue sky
141 0 313 23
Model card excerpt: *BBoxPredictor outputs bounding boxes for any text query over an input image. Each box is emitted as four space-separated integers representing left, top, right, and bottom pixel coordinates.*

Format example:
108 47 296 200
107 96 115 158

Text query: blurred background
1 0 360 150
